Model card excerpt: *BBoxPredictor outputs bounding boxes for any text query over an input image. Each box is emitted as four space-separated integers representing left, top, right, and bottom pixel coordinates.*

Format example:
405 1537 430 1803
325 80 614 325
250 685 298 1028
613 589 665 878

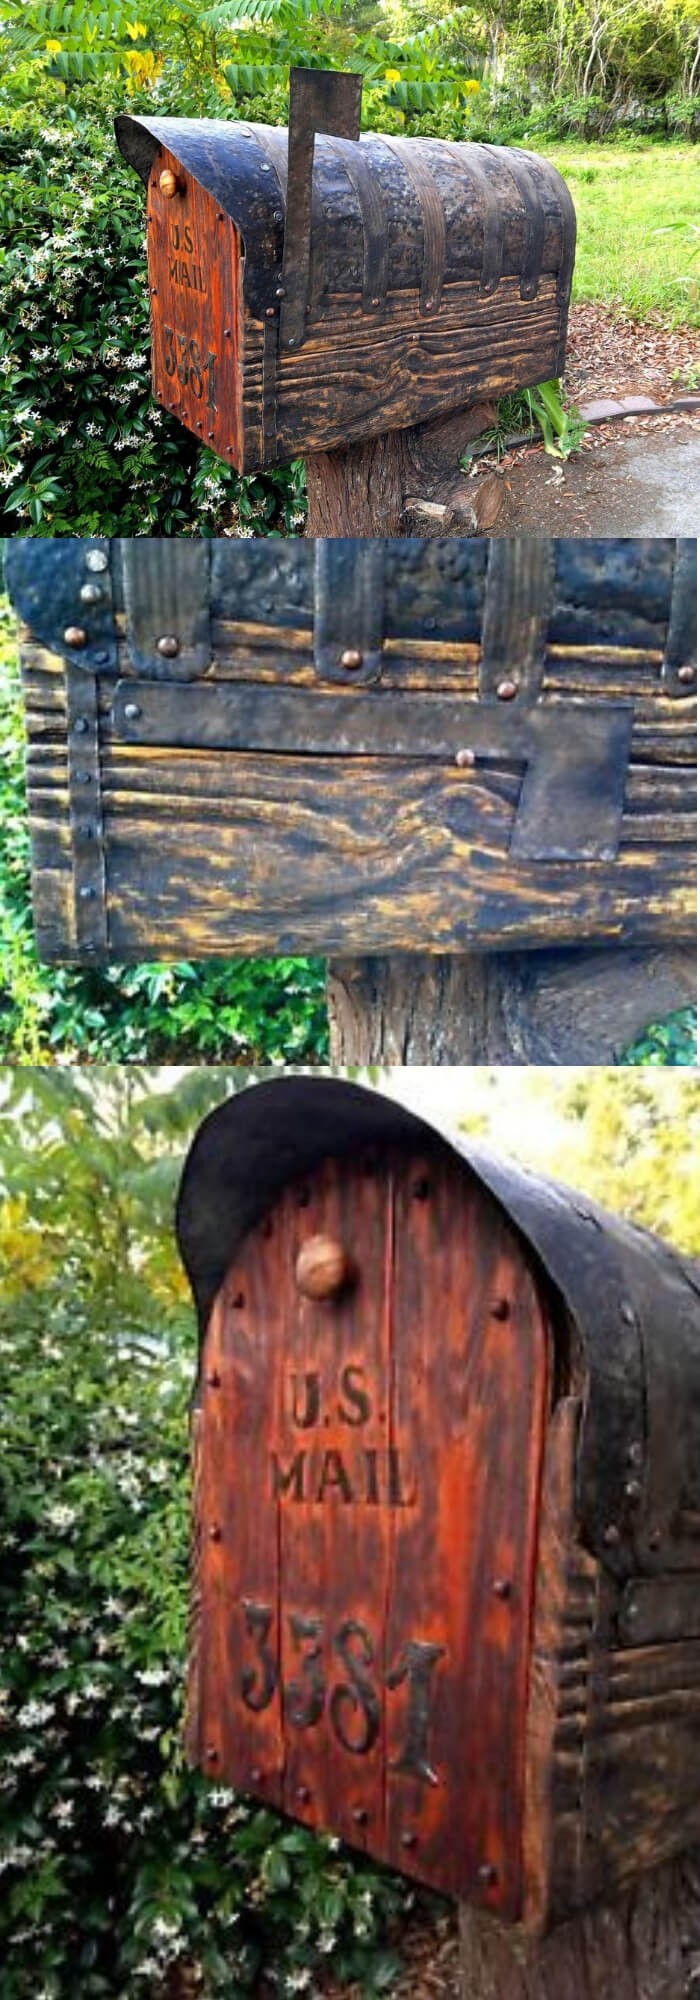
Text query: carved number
237 1604 445 1779
163 327 218 412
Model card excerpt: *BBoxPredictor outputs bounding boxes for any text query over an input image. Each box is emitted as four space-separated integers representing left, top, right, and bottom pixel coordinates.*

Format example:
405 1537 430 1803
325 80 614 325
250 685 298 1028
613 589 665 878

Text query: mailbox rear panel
187 1146 551 1911
148 150 244 467
12 536 697 965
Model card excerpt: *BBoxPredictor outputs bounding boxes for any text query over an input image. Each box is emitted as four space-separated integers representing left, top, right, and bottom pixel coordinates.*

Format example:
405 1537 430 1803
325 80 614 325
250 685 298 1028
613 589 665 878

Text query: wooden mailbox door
147 152 244 467
189 1144 551 1915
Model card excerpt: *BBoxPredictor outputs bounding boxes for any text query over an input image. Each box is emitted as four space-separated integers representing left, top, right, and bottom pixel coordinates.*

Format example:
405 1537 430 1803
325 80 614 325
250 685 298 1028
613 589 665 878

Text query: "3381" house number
163 326 217 412
237 1600 446 1782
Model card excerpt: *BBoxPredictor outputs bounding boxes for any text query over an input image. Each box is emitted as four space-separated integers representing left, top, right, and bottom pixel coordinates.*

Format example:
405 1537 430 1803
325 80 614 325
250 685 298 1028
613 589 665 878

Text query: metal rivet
80 582 102 606
85 549 108 572
287 337 296 348
603 1524 621 1548
491 1298 510 1321
296 1785 310 1803
678 664 696 684
157 635 180 658
625 1479 642 1504
296 1237 350 1303
224 328 232 338
208 432 215 440
352 1807 367 1825
424 296 434 309
620 1300 636 1326
197 421 203 431
205 1745 218 1761
401 1831 417 1849
73 717 89 735
340 648 363 670
625 1600 638 1620
648 1528 662 1550
371 296 380 307
265 307 276 319
477 1863 498 1887
456 748 476 768
64 625 87 648
159 168 179 198
492 1578 512 1600
627 1441 643 1468
412 1178 431 1201
261 163 271 172
496 679 519 701
217 211 225 221
206 1370 221 1390
151 285 158 295
273 210 283 223
424 616 437 631
78 823 94 839
250 1766 261 1782
231 1291 245 1309
94 651 110 666
79 885 96 900
275 285 286 298
209 1525 222 1543
76 772 92 785
124 702 141 722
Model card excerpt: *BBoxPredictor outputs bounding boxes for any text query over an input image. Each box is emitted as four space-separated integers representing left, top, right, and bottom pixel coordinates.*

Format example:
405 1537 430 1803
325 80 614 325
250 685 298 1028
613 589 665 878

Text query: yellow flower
125 18 147 36
384 68 401 82
45 38 62 53
463 78 481 94
124 48 161 84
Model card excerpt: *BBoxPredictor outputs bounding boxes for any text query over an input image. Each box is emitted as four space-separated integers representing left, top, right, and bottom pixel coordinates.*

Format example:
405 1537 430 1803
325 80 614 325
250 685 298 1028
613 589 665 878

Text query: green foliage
0 604 328 1063
619 1007 697 1067
0 1068 412 1997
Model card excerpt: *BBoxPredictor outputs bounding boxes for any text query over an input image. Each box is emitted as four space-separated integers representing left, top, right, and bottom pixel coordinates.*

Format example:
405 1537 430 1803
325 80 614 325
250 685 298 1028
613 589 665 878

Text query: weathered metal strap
279 68 362 351
121 540 212 680
66 666 108 958
325 137 390 309
244 121 328 313
113 680 632 862
661 538 697 697
494 147 545 300
480 540 555 699
313 540 386 683
444 142 503 296
378 136 446 312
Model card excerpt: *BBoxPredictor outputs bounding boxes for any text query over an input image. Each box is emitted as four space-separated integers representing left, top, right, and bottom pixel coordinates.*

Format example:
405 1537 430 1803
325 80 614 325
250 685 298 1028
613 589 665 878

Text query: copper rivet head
492 1577 512 1600
157 635 180 658
209 1525 222 1543
496 678 519 701
296 1785 310 1803
477 1863 498 1886
401 1831 417 1849
205 1745 218 1761
64 625 87 648
295 1235 350 1302
625 1478 642 1503
456 747 476 768
206 1370 221 1390
352 1807 367 1824
159 168 179 198
603 1523 620 1548
340 648 363 670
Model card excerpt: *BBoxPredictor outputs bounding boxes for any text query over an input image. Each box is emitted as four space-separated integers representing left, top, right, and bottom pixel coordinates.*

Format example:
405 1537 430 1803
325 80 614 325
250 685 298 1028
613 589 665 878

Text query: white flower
208 1786 235 1807
46 1504 77 1530
51 1799 74 1824
17 1699 54 1726
135 1666 169 1687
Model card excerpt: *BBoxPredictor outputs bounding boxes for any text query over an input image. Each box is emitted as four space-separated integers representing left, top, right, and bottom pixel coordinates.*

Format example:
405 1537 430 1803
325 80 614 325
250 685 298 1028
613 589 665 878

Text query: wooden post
458 1844 700 2000
327 945 696 1065
304 403 504 538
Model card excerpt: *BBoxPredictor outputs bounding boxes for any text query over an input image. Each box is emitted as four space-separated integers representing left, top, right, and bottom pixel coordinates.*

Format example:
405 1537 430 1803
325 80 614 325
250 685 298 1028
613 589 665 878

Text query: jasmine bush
0 1071 412 1997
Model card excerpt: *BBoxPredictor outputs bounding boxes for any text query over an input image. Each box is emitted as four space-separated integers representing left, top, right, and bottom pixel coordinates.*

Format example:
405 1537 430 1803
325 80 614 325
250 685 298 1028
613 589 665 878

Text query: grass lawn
538 141 699 328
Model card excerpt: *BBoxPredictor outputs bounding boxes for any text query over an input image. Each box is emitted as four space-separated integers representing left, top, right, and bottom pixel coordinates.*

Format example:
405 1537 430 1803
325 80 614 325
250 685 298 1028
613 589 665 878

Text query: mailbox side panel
187 1146 551 1913
243 279 565 468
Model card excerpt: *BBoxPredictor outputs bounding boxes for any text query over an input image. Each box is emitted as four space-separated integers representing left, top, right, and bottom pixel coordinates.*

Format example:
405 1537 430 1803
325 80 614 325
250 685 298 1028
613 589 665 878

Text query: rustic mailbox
114 68 576 470
177 1074 700 1931
7 534 696 968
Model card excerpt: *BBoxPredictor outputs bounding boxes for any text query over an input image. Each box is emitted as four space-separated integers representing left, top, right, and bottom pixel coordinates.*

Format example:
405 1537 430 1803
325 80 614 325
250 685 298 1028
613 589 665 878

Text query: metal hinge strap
661 539 697 697
378 136 446 313
66 666 108 958
313 540 386 683
121 539 212 680
325 137 390 310
443 142 504 297
480 540 555 699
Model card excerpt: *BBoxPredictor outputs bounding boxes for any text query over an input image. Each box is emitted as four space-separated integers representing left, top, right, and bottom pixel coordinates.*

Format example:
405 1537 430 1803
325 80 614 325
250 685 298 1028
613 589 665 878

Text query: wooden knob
159 168 179 198
295 1236 350 1301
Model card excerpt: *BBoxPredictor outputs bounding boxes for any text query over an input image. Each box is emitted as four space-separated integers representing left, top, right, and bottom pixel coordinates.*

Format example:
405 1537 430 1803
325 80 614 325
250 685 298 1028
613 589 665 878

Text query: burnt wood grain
10 537 697 969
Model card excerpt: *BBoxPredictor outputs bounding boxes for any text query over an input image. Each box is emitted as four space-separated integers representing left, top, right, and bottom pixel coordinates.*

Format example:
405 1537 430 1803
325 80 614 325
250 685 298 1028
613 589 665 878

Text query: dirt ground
475 303 700 535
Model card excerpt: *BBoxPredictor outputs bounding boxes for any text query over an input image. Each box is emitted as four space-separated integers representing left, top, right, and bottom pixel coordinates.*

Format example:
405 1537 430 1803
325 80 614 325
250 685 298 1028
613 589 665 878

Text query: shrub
0 1071 412 1995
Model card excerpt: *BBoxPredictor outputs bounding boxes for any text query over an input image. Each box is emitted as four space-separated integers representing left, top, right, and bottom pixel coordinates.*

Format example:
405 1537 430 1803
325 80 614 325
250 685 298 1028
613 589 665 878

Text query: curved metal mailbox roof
115 115 576 323
176 1076 700 1570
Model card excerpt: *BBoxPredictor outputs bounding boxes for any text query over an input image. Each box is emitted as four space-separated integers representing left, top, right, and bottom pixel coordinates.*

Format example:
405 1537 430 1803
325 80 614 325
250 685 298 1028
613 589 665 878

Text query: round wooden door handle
295 1235 351 1300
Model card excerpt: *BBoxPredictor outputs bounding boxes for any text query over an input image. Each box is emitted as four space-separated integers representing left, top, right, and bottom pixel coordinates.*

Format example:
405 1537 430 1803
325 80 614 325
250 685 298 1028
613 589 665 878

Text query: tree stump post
327 946 696 1065
304 403 504 537
458 1844 700 2000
